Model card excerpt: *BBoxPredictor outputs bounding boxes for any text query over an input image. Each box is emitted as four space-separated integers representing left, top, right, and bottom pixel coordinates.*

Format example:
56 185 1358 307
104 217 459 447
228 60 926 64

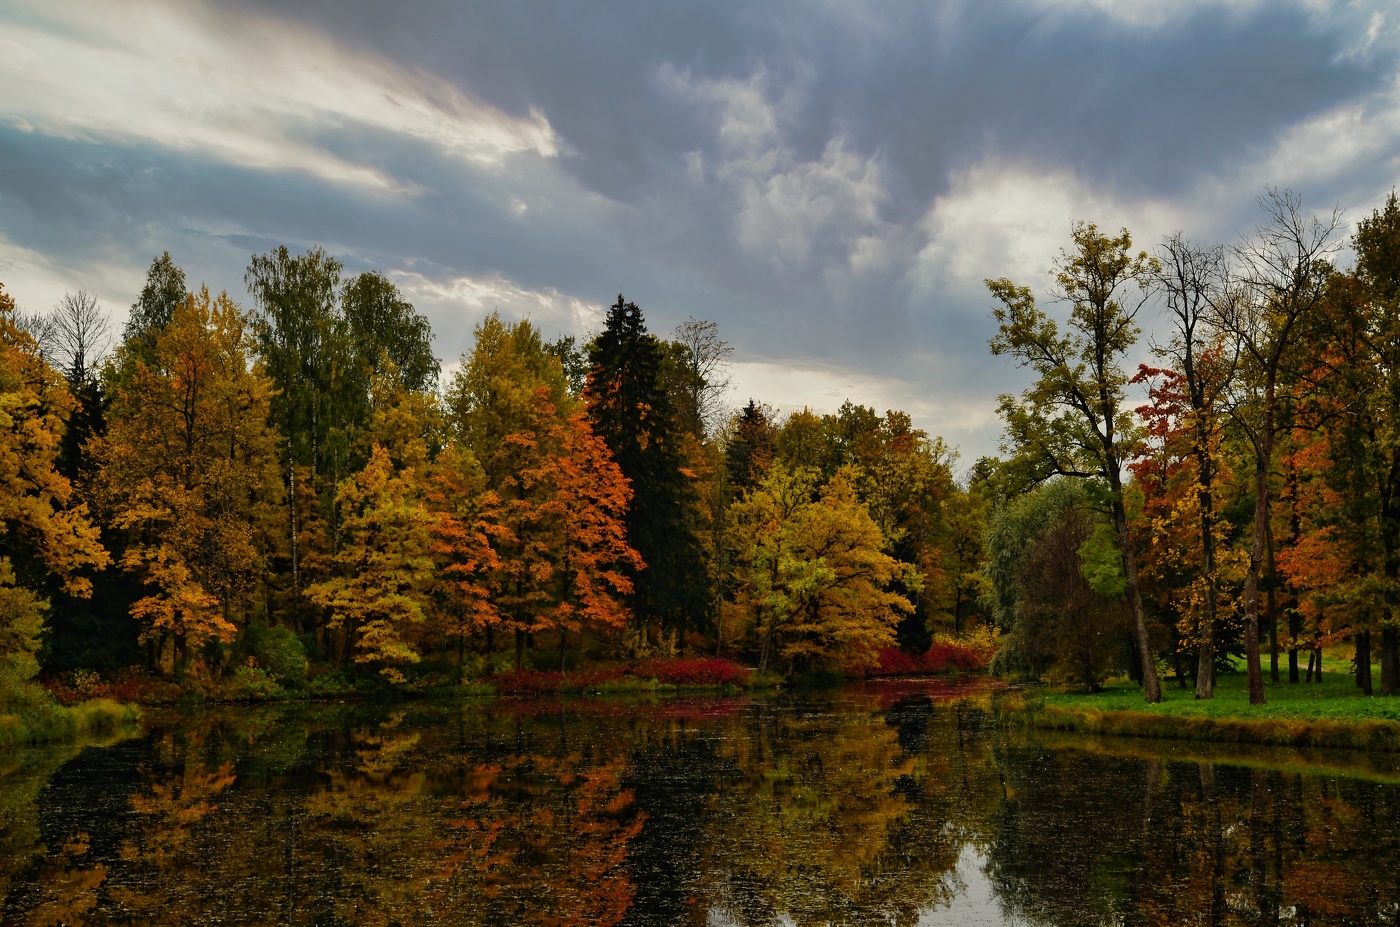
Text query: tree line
986 187 1400 704
0 248 985 697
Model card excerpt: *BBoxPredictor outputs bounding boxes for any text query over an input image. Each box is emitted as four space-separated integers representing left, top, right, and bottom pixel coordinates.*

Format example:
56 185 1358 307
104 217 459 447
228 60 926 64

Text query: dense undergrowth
0 683 142 748
40 637 996 708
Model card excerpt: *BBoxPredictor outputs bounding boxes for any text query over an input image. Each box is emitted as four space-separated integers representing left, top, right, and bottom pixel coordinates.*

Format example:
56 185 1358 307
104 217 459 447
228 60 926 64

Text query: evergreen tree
586 295 709 635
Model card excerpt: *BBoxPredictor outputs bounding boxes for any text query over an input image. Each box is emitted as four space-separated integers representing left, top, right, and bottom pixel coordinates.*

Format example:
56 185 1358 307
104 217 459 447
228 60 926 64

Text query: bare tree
1213 188 1343 705
1151 233 1236 698
12 309 58 358
50 290 111 387
671 317 733 440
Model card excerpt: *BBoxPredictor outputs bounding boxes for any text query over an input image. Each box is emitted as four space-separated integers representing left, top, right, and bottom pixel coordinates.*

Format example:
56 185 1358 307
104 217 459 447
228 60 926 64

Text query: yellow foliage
306 444 435 682
0 283 109 692
91 286 279 655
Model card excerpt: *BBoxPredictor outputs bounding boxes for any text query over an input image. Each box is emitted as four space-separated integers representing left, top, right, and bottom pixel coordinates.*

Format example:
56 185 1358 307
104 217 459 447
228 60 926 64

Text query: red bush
43 670 180 705
872 647 918 676
918 640 989 673
490 669 563 694
631 658 751 687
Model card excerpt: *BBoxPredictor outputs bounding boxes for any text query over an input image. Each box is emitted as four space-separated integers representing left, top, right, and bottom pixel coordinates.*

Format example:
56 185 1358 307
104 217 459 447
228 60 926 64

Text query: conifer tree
586 295 708 636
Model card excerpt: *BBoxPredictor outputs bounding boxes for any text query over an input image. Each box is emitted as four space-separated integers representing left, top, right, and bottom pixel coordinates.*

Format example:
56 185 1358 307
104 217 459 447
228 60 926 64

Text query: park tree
1149 233 1236 697
988 222 1164 701
587 295 709 637
447 314 571 664
1131 359 1242 693
540 412 643 669
424 444 499 676
727 463 915 672
667 316 733 440
245 245 349 598
305 443 435 682
91 287 280 667
1214 189 1343 704
1018 506 1129 691
0 285 109 699
340 271 439 398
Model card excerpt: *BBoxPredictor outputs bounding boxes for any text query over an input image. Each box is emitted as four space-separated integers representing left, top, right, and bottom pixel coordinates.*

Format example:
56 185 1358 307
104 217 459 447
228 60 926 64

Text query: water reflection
3 688 1400 925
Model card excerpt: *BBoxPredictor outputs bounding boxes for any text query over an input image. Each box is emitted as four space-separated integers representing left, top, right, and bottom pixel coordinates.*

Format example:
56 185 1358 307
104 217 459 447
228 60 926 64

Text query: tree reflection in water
2 689 1400 925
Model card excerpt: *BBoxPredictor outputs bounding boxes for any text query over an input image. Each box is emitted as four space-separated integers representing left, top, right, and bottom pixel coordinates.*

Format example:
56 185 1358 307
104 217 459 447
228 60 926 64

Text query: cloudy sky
2 1 1397 463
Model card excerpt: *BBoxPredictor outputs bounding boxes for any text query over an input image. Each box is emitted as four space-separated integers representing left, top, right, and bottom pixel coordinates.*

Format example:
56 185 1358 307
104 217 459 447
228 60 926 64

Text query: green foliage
244 625 308 686
1078 520 1127 600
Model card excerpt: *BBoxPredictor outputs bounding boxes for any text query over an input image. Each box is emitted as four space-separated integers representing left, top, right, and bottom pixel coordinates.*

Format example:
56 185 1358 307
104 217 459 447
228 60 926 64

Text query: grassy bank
0 696 143 748
1002 662 1400 751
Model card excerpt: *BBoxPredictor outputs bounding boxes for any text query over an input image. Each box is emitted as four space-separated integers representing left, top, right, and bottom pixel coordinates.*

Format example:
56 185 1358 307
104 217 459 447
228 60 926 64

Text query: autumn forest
4 187 1400 716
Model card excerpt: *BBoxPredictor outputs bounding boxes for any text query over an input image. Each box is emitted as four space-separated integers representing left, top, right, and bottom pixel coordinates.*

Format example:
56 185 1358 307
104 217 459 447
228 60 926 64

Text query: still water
4 680 1400 926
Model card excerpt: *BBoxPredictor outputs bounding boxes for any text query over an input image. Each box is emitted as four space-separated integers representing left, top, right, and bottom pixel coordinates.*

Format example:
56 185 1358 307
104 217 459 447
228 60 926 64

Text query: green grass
0 696 142 748
1004 659 1400 751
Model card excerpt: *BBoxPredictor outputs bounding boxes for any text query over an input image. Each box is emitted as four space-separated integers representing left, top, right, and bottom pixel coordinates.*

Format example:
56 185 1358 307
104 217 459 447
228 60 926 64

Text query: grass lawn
1041 657 1400 725
1010 655 1400 750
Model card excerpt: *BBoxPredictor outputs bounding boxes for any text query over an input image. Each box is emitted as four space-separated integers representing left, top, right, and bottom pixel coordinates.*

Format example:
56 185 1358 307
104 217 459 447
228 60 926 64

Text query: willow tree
988 223 1163 702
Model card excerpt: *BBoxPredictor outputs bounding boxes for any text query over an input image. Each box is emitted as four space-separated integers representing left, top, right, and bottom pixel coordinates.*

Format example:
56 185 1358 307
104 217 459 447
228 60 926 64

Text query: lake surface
4 680 1400 926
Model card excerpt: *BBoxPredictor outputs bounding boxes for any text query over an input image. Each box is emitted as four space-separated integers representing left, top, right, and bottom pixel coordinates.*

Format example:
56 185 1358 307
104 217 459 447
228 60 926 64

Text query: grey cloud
2 0 1397 461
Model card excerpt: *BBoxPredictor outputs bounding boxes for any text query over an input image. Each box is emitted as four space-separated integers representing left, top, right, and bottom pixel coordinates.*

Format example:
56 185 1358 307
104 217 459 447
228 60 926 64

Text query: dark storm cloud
1 0 1396 458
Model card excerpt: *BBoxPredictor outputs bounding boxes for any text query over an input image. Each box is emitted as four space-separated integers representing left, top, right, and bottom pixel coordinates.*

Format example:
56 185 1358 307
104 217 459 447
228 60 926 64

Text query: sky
2 0 1398 466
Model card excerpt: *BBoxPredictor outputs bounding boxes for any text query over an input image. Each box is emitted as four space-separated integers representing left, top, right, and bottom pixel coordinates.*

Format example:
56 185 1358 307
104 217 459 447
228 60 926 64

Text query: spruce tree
586 295 709 636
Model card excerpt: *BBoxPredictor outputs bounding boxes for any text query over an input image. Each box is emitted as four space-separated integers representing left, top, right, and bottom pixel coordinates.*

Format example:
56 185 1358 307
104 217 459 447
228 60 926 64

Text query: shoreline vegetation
37 636 997 714
0 696 141 749
1001 658 1400 752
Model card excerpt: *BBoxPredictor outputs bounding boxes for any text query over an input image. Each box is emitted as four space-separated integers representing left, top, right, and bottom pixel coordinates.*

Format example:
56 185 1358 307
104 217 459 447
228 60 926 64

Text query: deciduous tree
988 222 1164 701
92 287 280 666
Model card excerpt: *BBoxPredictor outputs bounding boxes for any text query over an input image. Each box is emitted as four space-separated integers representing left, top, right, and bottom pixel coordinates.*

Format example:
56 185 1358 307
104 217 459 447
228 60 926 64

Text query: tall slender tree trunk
1356 630 1373 695
1381 627 1399 696
1112 491 1161 703
1242 395 1273 705
1265 517 1280 683
1195 451 1219 699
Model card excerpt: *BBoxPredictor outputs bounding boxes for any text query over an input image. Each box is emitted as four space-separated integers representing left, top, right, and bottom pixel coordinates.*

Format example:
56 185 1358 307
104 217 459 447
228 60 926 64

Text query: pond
4 680 1400 926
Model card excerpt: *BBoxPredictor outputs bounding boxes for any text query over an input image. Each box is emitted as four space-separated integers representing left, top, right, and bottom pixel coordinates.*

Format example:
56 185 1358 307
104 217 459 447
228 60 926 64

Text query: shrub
631 658 751 687
247 626 308 686
306 668 360 698
491 668 563 695
873 648 918 676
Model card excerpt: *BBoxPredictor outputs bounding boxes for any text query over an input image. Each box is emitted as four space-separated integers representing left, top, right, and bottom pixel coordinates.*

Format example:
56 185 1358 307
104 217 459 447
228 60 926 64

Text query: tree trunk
1357 631 1373 696
1305 648 1315 684
1243 444 1270 705
515 629 526 671
1381 627 1399 696
559 630 568 673
1113 493 1161 703
458 629 467 684
1266 516 1279 683
1195 639 1216 700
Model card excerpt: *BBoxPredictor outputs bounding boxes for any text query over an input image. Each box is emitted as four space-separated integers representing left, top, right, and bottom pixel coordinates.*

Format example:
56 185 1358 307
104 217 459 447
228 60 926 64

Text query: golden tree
728 463 916 672
0 284 109 695
306 443 435 682
91 286 276 667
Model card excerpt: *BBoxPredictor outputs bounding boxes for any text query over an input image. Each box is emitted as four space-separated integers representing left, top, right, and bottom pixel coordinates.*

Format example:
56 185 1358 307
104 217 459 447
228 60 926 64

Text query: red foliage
490 669 564 694
43 670 181 706
919 640 988 673
631 658 751 687
868 640 991 677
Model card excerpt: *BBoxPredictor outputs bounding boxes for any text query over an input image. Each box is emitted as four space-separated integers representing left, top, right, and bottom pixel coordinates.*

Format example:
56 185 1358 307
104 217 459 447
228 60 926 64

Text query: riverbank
1001 665 1400 751
0 694 142 748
